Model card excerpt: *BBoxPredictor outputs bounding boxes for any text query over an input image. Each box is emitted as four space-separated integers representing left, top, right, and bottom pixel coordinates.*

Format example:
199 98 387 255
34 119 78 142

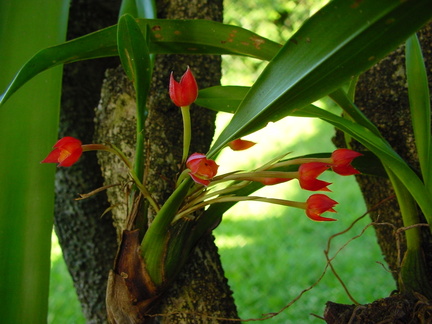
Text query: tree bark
55 1 121 323
325 23 432 323
353 23 432 282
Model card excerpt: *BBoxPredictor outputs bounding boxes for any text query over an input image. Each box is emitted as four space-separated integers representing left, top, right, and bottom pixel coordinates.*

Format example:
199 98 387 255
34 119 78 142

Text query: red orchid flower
41 136 83 167
330 148 362 175
186 153 219 186
169 66 198 107
298 162 332 191
228 138 256 151
305 194 338 221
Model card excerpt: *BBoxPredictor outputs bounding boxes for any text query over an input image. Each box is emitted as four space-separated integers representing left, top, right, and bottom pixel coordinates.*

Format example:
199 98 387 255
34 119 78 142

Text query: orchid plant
1 0 432 321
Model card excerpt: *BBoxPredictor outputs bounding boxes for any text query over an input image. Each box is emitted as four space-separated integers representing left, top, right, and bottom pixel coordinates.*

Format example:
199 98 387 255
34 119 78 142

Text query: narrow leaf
405 34 431 189
208 0 432 157
117 14 151 181
0 19 280 105
195 86 249 114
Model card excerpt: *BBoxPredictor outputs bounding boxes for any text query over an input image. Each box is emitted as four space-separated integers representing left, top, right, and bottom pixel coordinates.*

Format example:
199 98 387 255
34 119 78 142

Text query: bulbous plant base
324 293 432 323
106 230 158 324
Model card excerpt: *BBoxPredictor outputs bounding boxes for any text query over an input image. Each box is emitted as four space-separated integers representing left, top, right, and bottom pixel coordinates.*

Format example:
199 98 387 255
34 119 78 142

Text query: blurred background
48 0 395 322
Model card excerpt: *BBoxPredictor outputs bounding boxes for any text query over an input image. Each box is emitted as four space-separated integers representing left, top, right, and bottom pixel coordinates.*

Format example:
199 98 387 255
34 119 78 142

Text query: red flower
298 162 331 191
169 66 198 107
305 194 338 221
41 136 83 167
228 138 256 151
186 153 219 186
331 149 362 175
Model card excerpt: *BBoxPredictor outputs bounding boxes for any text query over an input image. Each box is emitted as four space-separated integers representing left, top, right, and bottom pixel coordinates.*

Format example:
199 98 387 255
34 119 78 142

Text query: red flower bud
41 136 83 167
186 153 219 186
298 162 331 191
305 194 338 221
331 149 362 175
228 138 256 151
169 66 198 107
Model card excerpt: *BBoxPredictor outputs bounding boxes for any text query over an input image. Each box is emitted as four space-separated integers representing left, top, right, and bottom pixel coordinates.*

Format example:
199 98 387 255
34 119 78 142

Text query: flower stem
173 195 306 223
180 105 191 164
82 143 159 212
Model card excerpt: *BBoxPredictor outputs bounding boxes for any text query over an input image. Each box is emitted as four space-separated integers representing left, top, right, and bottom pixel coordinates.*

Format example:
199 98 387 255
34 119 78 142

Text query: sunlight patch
215 234 253 249
50 230 62 266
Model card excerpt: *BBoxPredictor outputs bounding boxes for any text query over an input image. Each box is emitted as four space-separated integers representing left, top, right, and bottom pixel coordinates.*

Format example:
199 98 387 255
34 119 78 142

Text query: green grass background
48 0 395 322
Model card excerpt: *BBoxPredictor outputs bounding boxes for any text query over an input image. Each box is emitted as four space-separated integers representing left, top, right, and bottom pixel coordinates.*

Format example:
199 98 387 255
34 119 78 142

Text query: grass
49 233 85 324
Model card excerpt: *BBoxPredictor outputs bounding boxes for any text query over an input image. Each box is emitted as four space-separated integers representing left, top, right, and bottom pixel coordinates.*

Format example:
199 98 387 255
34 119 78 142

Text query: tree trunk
58 0 238 322
325 23 432 323
55 1 120 323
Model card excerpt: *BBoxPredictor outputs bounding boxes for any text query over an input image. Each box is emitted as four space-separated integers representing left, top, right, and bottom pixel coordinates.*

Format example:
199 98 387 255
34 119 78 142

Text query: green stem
385 166 432 297
173 195 306 222
180 105 191 163
385 166 421 250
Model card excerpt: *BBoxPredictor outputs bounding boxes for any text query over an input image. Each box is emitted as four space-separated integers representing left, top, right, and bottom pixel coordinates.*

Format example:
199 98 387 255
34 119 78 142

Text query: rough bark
353 23 432 281
94 0 239 322
326 23 432 323
55 1 121 323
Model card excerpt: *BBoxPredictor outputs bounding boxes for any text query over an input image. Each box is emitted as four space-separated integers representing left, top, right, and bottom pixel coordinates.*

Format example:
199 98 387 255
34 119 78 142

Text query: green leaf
118 15 151 86
0 0 70 322
195 86 250 114
140 178 192 286
0 19 281 106
328 88 382 137
405 34 431 189
117 14 151 181
208 0 432 157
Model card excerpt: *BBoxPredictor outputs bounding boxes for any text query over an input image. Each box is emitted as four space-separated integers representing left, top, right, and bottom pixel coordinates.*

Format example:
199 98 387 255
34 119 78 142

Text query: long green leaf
405 34 431 190
208 0 432 157
117 14 151 181
0 19 281 106
0 0 70 322
195 86 250 114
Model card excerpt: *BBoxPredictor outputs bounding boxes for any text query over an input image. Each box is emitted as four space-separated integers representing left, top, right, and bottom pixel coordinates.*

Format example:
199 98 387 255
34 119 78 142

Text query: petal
299 162 331 191
41 148 61 164
41 137 83 167
186 153 218 185
58 147 83 167
169 67 198 107
332 164 361 176
179 67 198 105
331 149 362 175
299 178 332 191
53 136 82 148
169 72 182 107
189 173 211 186
305 194 338 221
228 138 256 151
